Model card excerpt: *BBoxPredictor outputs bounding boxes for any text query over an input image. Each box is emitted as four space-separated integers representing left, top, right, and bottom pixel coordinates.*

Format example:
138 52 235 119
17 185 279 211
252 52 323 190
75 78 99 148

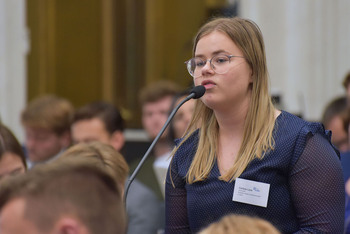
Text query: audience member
168 89 196 142
345 181 350 234
342 71 350 103
71 101 125 151
137 80 181 199
161 89 196 198
61 142 129 193
340 106 350 233
0 124 27 182
166 17 344 233
321 96 349 152
340 106 350 182
21 95 73 168
199 214 281 234
0 157 126 234
71 102 163 234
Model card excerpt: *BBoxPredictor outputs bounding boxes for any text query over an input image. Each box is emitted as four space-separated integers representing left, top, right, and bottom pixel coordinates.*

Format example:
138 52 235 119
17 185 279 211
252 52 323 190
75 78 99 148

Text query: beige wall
240 0 350 120
0 0 27 142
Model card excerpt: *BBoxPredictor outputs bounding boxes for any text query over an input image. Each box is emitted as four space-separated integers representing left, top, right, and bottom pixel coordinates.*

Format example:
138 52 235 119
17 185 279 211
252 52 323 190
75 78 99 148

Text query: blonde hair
172 17 276 183
60 142 129 191
0 157 126 234
199 214 280 234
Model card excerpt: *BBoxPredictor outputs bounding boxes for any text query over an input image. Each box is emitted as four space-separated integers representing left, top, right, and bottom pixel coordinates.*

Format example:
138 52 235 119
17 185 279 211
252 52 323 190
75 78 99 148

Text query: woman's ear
249 69 254 83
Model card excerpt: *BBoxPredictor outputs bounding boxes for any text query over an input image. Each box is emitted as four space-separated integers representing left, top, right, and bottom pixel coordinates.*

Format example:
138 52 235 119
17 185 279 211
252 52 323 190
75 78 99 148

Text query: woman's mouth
201 80 216 89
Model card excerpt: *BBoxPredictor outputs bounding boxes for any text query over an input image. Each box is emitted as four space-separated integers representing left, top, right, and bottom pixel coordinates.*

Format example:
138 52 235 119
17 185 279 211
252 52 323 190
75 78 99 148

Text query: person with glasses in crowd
165 17 344 233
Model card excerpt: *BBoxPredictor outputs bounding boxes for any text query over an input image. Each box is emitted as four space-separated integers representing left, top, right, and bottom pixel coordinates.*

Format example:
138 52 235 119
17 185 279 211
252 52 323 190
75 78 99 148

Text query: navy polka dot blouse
165 111 345 233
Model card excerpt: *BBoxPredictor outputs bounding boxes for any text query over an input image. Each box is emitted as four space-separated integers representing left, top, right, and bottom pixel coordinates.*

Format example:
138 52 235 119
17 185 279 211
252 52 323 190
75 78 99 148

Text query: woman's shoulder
277 110 325 135
274 110 330 155
275 110 337 165
174 129 200 148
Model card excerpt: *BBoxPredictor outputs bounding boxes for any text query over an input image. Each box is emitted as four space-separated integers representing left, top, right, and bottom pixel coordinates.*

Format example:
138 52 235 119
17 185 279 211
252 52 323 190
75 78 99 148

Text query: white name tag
232 178 270 207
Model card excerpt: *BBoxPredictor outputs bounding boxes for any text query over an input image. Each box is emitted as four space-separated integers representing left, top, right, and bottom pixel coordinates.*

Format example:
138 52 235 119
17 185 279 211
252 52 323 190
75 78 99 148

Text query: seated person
138 81 180 199
61 141 163 234
340 106 350 233
21 95 73 168
199 214 280 234
169 89 196 142
0 157 126 234
342 71 350 103
71 101 163 234
0 123 27 182
321 96 349 152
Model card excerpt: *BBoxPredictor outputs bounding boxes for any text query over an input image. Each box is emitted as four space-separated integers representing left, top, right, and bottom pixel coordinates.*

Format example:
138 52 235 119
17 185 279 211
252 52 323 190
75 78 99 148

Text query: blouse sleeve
289 133 345 233
165 158 191 234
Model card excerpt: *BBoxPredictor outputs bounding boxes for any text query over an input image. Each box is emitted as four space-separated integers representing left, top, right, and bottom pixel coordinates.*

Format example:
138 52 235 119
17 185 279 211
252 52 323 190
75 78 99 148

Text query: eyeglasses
185 54 245 78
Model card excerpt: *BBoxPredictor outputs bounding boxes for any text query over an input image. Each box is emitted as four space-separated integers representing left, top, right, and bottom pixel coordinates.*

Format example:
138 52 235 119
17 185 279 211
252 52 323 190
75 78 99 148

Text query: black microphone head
190 85 206 99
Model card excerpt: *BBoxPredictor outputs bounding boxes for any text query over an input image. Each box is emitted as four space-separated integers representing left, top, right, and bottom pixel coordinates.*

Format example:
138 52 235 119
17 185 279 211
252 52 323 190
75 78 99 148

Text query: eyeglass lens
187 54 232 78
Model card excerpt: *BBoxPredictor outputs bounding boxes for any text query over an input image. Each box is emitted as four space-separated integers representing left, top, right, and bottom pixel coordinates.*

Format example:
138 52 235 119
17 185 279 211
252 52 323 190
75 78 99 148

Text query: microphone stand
124 92 196 205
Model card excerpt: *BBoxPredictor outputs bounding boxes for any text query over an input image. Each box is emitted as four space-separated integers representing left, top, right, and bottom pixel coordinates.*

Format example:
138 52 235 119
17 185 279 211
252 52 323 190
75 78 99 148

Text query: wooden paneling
26 0 220 128
144 0 207 87
27 0 104 106
26 0 54 96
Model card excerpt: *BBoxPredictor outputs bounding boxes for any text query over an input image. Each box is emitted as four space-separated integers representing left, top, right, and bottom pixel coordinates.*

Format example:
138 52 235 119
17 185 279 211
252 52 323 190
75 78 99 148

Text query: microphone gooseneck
124 85 206 205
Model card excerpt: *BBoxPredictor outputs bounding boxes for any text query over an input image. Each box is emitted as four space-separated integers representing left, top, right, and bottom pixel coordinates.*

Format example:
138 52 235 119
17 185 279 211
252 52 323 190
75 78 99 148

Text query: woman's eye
215 57 229 64
196 61 205 67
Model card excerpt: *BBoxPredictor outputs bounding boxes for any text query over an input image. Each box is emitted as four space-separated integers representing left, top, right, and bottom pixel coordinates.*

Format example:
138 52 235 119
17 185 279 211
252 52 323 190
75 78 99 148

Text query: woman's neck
214 99 249 137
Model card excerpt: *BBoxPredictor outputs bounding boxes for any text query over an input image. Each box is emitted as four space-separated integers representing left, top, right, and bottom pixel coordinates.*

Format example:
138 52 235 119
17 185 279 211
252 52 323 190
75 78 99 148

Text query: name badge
232 178 270 207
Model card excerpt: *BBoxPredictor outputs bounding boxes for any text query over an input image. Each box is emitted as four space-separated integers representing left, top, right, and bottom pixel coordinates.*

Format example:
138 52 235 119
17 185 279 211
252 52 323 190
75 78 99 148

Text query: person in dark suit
71 101 162 234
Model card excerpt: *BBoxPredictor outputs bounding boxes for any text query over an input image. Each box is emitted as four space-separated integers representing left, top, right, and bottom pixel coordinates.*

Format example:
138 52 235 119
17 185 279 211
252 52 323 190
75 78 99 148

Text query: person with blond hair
0 157 126 234
61 141 163 234
199 214 280 234
165 17 344 233
61 142 129 194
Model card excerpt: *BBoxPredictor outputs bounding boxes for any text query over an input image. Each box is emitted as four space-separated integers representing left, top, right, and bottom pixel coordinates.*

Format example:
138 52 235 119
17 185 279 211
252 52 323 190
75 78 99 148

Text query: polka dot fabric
165 111 345 233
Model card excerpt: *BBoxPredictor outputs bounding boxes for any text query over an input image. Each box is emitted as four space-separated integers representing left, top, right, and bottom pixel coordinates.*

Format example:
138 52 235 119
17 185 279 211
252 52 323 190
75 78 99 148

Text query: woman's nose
201 60 215 76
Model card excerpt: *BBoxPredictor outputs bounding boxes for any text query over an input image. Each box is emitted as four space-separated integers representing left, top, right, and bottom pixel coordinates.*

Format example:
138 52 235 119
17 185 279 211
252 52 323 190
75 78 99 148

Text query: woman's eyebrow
195 50 230 58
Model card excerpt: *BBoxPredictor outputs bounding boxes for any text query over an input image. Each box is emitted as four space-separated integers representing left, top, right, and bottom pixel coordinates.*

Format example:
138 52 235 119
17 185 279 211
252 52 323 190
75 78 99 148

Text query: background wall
0 0 27 142
0 0 349 143
241 0 350 121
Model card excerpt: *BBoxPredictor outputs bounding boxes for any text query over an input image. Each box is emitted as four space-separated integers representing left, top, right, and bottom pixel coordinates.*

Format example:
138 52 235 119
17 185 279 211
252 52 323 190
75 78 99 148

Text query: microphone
187 85 206 99
124 85 206 203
